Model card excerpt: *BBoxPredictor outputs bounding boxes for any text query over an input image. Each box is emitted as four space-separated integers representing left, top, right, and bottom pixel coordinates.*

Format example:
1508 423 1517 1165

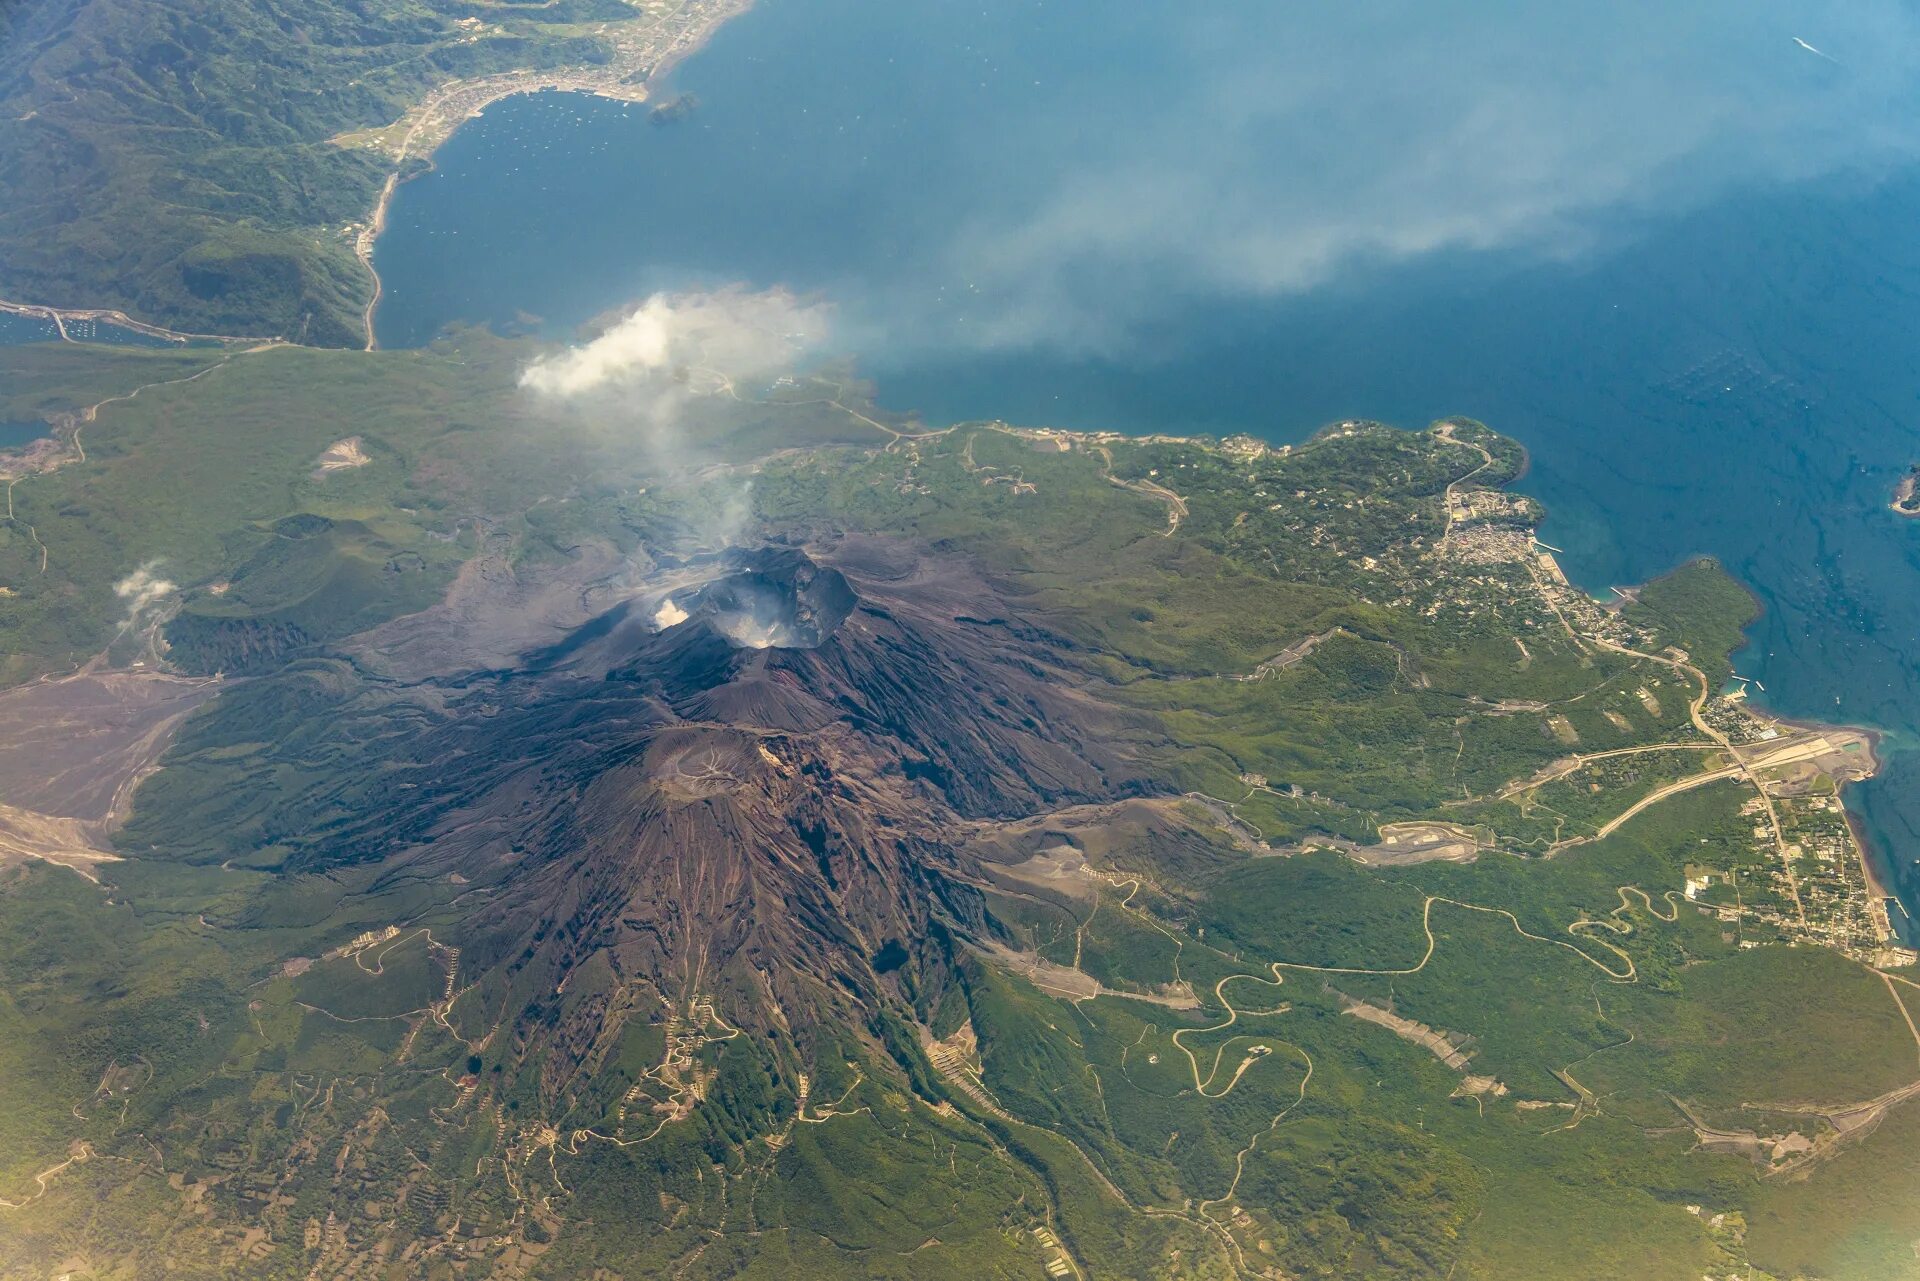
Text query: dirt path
1432 421 1494 550
0 1143 94 1209
1579 764 1741 844
1584 630 1808 926
3 476 49 572
1876 970 1920 1064
1194 1044 1313 1248
1172 971 1289 1098
1490 741 1718 803
975 941 1198 1010
1267 894 1639 984
832 399 941 445
1508 528 1813 926
1092 445 1187 534
690 367 942 448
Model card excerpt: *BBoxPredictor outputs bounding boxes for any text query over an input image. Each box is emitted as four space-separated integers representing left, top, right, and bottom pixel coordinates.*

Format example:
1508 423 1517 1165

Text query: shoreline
1484 415 1906 955
1845 807 1910 948
1891 467 1920 517
358 172 399 352
1761 709 1884 771
346 0 754 350
1492 452 1908 956
1736 706 1906 942
1844 808 1896 901
8 0 755 355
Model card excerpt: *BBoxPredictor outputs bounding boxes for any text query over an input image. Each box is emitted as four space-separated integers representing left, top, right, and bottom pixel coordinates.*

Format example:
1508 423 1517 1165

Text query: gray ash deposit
667 547 857 649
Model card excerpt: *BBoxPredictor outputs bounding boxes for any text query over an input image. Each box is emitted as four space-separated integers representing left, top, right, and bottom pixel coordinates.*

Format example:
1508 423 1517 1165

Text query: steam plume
519 286 828 398
114 565 177 615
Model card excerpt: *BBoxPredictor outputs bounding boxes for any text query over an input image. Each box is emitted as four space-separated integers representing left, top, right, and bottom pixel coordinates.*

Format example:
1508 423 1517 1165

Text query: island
648 91 702 125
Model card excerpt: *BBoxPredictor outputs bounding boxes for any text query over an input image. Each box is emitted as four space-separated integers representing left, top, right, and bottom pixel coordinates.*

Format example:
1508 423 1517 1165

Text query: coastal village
1437 447 1916 970
943 417 1913 976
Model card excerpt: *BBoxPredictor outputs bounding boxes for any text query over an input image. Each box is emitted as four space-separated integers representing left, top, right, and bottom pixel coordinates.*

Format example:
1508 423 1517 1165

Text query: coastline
344 0 754 350
1761 709 1884 771
1741 700 1907 946
990 420 1916 964
1845 807 1911 946
1845 804 1896 892
1487 444 1909 959
1502 438 1908 958
358 172 398 352
1891 467 1920 517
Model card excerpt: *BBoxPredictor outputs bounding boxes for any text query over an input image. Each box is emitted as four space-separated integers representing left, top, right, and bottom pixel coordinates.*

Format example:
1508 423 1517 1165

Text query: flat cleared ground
1359 821 1484 865
0 667 219 824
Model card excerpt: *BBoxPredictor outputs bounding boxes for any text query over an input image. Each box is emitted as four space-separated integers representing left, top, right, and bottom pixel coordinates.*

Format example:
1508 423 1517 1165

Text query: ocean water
0 421 50 448
375 0 1920 932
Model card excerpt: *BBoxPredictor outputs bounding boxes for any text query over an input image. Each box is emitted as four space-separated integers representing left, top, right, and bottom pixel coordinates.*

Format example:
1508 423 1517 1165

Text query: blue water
0 312 59 345
0 420 50 448
376 0 1920 932
0 310 197 349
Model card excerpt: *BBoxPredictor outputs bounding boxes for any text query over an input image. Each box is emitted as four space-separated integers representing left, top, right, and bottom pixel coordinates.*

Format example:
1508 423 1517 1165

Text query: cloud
518 293 784 554
114 565 177 615
519 286 828 398
821 0 1920 355
465 0 1920 378
113 564 179 639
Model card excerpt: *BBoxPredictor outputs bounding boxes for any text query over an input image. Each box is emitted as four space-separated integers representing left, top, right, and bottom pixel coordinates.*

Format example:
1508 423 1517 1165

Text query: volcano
146 536 1165 1098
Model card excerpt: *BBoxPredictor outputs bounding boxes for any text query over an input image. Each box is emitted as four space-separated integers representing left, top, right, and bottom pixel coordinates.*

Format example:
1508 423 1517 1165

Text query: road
0 295 272 345
1513 536 1815 927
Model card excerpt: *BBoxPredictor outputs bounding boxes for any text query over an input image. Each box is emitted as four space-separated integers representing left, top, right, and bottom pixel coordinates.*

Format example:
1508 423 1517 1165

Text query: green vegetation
1622 557 1760 688
0 336 1905 1279
1203 852 1430 970
0 0 641 342
0 339 875 676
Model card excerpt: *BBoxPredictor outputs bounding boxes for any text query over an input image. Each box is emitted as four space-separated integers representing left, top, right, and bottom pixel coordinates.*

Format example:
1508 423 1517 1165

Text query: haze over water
376 0 1920 932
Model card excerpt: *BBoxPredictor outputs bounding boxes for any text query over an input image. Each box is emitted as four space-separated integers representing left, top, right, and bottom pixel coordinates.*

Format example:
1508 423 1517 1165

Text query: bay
374 0 1920 932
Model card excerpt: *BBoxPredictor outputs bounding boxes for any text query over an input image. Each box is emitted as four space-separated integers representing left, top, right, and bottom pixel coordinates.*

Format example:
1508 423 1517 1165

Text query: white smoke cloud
519 286 829 398
114 565 177 615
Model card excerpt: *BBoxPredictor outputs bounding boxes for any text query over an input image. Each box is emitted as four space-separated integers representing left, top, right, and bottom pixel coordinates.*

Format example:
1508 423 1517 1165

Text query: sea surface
0 421 50 448
376 0 1920 935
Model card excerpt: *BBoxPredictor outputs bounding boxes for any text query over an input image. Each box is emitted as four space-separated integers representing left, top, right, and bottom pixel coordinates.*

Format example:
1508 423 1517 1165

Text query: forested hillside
0 0 626 343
